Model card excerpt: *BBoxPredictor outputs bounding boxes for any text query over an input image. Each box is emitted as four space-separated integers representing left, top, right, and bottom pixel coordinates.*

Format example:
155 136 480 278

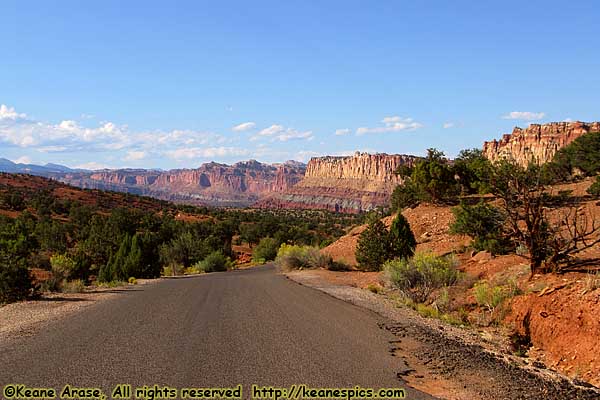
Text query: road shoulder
285 269 600 400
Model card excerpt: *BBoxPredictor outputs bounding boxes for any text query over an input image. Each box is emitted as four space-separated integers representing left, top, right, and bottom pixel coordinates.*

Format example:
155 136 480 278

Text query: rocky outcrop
256 152 420 213
483 121 600 166
57 160 305 207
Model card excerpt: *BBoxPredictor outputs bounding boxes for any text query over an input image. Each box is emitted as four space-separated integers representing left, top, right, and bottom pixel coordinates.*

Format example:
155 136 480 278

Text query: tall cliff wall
483 121 600 166
57 160 305 207
257 152 420 213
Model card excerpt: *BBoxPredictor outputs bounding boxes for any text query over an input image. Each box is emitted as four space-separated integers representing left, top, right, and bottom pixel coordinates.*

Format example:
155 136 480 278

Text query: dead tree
488 160 600 275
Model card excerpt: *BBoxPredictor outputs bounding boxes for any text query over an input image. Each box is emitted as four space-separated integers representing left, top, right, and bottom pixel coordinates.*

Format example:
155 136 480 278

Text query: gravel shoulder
285 269 600 400
0 279 159 341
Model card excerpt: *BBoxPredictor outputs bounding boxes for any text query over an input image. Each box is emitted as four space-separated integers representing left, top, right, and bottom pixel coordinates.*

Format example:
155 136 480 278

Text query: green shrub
388 214 416 260
587 176 600 197
356 219 390 271
390 181 420 211
50 254 77 284
62 279 85 293
0 254 32 303
275 244 332 271
366 283 382 294
450 202 511 254
327 260 352 271
197 251 233 273
161 264 183 277
384 252 460 302
183 266 202 275
128 277 138 284
547 132 600 180
473 282 508 312
252 237 279 263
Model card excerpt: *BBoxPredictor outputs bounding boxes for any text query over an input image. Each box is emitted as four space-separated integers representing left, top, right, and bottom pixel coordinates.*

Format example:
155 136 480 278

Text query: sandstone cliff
483 121 600 166
257 152 420 213
57 160 305 207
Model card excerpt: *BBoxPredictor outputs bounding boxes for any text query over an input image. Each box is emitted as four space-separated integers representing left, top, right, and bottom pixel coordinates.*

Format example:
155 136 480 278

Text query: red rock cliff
483 121 600 166
256 152 420 213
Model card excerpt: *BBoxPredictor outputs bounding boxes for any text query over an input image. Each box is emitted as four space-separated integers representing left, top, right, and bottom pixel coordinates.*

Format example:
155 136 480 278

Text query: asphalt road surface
0 265 435 399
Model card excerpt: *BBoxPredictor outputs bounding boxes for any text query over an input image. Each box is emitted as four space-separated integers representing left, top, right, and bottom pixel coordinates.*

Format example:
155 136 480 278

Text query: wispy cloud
232 122 256 132
334 128 350 136
443 122 455 129
74 162 112 170
124 150 147 162
502 111 545 121
165 147 249 161
252 124 314 142
13 156 32 164
356 116 422 135
0 104 27 121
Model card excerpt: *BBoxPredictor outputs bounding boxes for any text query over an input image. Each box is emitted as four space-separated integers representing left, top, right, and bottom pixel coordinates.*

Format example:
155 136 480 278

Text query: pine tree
123 234 142 279
355 219 390 271
388 214 416 260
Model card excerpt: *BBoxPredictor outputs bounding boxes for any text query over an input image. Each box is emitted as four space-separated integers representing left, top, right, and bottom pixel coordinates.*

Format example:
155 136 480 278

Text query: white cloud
165 147 249 160
356 116 423 135
334 128 350 136
257 124 285 137
74 162 111 170
0 104 26 121
502 111 545 121
443 122 455 129
563 118 573 122
253 124 314 142
124 150 147 161
13 156 31 164
295 150 321 161
232 122 256 132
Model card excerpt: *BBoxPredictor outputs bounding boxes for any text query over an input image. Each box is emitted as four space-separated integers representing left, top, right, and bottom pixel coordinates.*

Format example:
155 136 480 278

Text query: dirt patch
508 275 600 386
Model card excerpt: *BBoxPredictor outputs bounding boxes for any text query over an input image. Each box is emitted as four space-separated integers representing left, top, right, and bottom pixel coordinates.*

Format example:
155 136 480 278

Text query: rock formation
256 152 420 213
57 160 305 207
483 121 600 166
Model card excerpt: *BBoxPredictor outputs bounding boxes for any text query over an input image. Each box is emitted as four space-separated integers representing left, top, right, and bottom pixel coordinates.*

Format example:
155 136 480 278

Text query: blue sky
1 0 599 170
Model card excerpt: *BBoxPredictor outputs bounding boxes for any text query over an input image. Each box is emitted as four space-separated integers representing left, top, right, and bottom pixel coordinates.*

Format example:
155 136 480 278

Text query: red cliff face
256 152 420 213
483 121 600 166
58 160 305 207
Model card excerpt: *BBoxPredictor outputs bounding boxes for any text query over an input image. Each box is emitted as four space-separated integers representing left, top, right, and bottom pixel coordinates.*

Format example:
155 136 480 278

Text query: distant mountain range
0 158 83 175
0 158 307 207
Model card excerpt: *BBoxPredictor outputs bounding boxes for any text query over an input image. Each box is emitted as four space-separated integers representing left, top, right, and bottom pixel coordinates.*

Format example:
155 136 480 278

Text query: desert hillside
321 178 600 386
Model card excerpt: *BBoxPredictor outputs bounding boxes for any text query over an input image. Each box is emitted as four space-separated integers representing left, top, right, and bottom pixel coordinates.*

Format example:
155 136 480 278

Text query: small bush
450 202 511 254
252 237 279 263
275 244 332 271
584 271 600 292
587 176 600 197
0 255 32 303
384 252 460 303
473 282 508 312
183 266 202 275
366 283 382 294
161 264 183 277
327 260 352 271
50 254 77 282
356 219 390 271
128 277 138 284
388 214 416 260
390 182 420 211
197 251 233 273
62 279 85 293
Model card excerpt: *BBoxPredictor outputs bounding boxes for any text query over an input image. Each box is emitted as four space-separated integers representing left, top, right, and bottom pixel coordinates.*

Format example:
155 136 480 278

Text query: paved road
0 265 435 399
